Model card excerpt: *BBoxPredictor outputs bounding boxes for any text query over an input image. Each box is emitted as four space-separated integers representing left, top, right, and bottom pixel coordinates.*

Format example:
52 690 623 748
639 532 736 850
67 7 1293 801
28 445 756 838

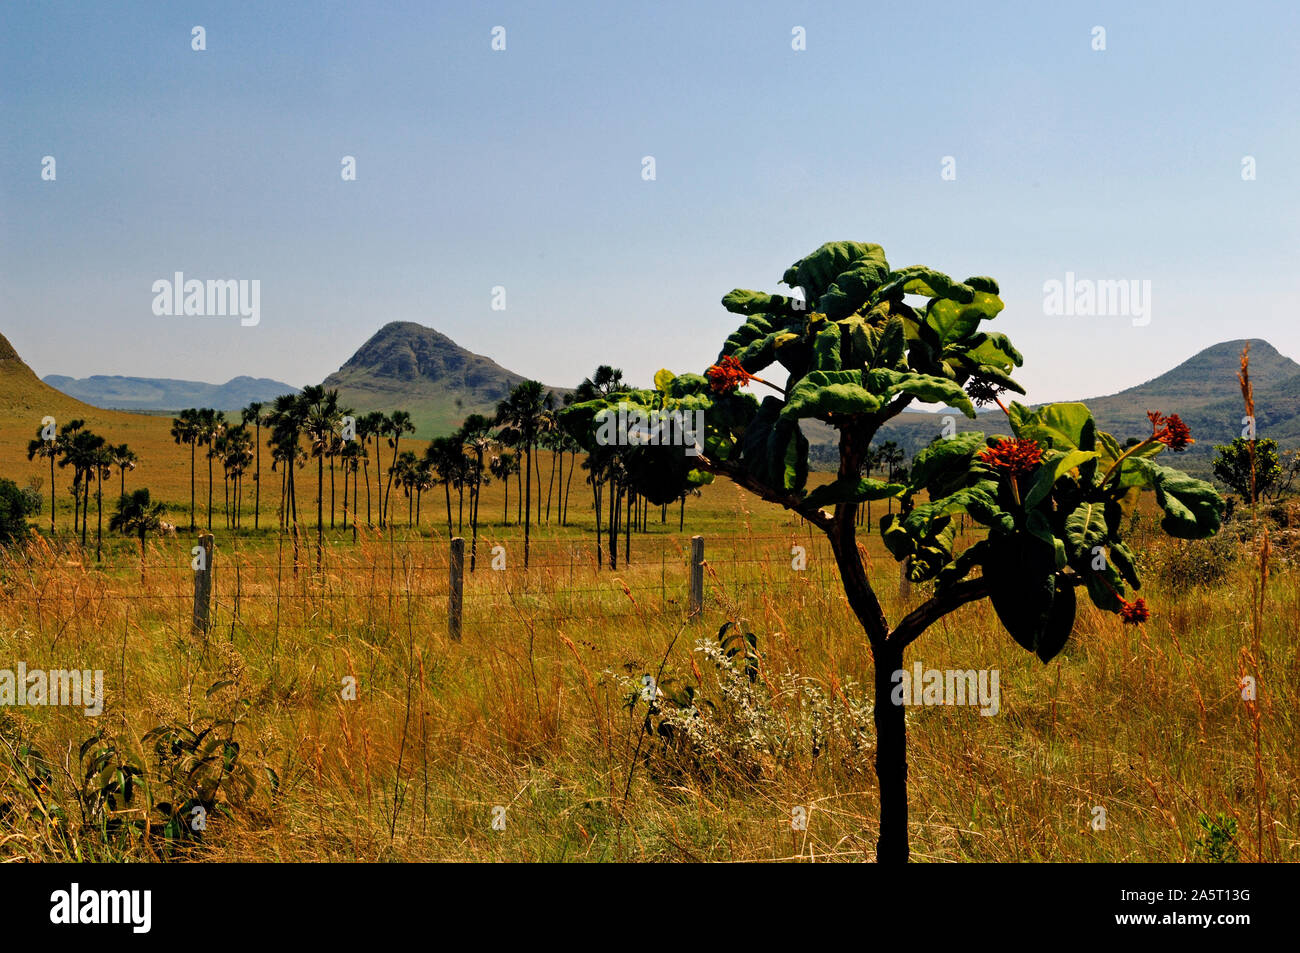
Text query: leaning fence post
689 534 704 622
192 533 214 635
449 537 465 642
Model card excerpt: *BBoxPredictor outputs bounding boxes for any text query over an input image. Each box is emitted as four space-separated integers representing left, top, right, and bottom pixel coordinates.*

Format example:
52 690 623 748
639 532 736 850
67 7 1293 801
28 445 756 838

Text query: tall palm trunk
95 468 103 562
563 453 575 526
523 445 533 567
206 447 213 531
253 422 261 530
316 454 324 570
546 449 557 523
363 458 372 526
593 480 603 569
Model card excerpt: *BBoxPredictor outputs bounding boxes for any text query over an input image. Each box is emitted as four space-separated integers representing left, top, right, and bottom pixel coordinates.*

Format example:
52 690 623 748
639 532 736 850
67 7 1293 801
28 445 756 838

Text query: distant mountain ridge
837 338 1300 477
321 321 571 436
43 374 298 412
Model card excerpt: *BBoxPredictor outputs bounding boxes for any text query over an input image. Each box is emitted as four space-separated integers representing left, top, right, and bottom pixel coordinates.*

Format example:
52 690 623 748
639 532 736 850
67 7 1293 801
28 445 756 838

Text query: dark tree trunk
871 639 908 864
593 482 603 570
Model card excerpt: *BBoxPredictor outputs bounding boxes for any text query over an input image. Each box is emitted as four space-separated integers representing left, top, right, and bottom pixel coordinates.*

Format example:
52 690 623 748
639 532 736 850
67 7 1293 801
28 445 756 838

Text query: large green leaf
738 396 807 493
721 289 804 316
1109 541 1141 590
908 432 986 498
865 369 977 418
819 259 890 319
874 266 973 304
1024 449 1099 510
1064 500 1108 562
803 476 905 509
783 242 889 302
1010 402 1096 453
1130 459 1224 539
780 370 881 422
812 324 842 371
984 534 1075 662
1026 509 1067 569
963 332 1023 370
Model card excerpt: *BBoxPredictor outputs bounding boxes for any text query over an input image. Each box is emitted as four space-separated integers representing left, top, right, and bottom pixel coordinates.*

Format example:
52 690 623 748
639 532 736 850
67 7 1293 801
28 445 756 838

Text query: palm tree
489 451 516 527
55 419 86 535
26 425 61 534
60 426 103 550
301 385 341 568
393 450 418 526
412 459 434 527
380 411 415 528
241 401 267 530
170 409 200 530
357 411 385 527
495 380 553 567
426 437 459 537
339 439 361 531
92 443 111 561
194 408 223 531
219 425 253 528
110 443 137 499
459 415 495 570
110 489 165 581
266 393 307 569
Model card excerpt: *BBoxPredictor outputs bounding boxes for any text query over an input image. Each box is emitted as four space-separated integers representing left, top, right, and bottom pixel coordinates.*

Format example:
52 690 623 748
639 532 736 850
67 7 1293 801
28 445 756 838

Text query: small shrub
1141 533 1239 592
617 622 875 787
1193 812 1239 862
0 478 35 545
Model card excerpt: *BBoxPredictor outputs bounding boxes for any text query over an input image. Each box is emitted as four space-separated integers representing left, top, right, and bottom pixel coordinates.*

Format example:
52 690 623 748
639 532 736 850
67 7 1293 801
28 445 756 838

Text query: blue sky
3 0 1298 402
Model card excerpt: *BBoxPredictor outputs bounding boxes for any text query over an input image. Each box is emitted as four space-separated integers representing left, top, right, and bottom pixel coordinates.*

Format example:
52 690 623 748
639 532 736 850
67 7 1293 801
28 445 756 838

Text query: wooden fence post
689 534 704 621
192 533 214 635
449 537 465 642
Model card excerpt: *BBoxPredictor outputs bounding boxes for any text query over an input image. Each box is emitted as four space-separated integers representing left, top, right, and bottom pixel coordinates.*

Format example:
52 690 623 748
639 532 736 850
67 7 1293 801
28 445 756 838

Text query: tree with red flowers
561 241 1224 862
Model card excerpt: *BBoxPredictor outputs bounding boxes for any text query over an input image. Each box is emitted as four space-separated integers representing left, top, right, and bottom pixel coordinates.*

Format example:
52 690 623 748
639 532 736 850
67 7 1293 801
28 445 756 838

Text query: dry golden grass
0 479 1294 863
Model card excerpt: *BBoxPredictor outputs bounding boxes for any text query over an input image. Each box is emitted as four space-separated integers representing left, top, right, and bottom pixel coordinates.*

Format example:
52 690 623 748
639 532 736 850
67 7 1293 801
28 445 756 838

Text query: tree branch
692 455 832 532
887 577 990 650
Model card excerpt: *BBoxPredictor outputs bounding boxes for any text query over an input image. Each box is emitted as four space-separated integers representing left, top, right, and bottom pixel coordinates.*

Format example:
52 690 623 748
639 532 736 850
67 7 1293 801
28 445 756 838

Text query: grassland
0 459 1295 862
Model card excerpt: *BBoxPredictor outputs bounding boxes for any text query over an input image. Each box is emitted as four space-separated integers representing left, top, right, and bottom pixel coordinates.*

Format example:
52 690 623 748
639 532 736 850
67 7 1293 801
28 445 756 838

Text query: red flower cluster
1147 411 1193 451
1119 597 1150 625
705 355 753 394
978 437 1043 475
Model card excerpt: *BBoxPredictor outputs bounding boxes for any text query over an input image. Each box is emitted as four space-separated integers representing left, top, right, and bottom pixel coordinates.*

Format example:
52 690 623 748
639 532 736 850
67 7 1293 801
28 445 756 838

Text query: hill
0 332 187 505
322 321 570 437
42 373 297 412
